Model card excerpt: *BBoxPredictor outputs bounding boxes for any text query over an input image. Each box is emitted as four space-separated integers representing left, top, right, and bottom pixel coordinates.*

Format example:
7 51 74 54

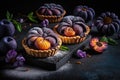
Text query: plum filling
103 17 112 24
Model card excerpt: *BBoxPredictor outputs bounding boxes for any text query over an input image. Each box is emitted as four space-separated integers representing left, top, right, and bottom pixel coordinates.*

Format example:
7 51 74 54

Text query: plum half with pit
0 36 17 55
0 19 15 38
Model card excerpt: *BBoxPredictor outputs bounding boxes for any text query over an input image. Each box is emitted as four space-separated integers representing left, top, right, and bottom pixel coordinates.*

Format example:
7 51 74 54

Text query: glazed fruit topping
57 16 88 36
27 24 59 50
64 27 75 37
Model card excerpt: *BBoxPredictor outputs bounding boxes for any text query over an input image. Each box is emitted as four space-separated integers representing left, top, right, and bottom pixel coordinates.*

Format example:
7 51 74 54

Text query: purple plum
0 19 15 38
0 36 17 55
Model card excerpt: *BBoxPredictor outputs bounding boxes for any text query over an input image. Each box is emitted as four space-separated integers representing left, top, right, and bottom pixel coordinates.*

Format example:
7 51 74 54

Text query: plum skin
0 36 17 55
0 19 15 38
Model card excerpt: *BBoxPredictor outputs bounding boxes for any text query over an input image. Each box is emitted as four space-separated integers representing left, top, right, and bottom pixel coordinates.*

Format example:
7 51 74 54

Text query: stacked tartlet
36 3 66 22
22 27 62 57
54 15 90 44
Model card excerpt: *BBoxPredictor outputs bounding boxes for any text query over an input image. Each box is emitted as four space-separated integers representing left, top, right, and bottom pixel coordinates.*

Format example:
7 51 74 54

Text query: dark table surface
0 1 120 80
0 23 120 80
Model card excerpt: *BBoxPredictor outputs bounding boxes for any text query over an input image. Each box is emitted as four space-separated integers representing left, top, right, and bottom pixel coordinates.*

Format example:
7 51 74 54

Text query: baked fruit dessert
36 3 66 22
73 5 95 22
22 27 62 57
53 15 90 44
95 12 120 36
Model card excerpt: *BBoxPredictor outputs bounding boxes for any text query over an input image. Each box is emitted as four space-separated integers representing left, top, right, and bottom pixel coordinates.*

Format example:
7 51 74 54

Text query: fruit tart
22 27 62 57
36 3 66 23
53 15 90 44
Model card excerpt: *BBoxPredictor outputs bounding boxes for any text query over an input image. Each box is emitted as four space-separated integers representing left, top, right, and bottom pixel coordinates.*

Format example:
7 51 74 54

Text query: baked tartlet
36 3 66 23
22 27 62 58
53 15 90 44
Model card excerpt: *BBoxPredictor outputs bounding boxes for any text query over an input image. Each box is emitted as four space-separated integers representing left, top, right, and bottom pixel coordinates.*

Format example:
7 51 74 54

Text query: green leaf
6 11 10 20
6 11 13 21
100 36 108 43
28 12 33 17
12 20 22 32
17 24 22 32
107 38 118 45
27 12 38 23
100 36 118 46
29 17 38 23
10 14 13 19
60 46 69 51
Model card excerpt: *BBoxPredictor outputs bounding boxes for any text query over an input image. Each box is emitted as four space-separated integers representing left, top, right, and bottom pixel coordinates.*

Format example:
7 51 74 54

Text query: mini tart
36 10 66 23
53 24 90 44
22 38 62 58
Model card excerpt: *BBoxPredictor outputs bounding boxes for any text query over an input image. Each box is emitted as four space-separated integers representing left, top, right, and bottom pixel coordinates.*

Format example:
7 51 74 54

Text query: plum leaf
100 36 118 45
6 11 13 21
60 45 69 51
27 12 38 23
107 37 118 45
5 11 22 32
100 36 108 43
12 20 22 32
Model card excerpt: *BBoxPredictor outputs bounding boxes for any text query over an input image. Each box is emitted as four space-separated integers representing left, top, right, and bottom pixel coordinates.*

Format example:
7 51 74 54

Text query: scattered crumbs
67 61 70 63
87 54 91 58
23 25 27 29
29 23 32 26
13 36 16 38
83 48 89 51
82 46 89 51
75 61 81 64
24 26 27 28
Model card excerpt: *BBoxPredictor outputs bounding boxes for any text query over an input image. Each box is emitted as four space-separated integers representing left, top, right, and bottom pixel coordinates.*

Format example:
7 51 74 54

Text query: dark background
0 0 120 19
0 1 120 80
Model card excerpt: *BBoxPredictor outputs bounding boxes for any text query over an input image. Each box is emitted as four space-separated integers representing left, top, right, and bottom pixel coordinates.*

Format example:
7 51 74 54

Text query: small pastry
36 3 66 23
54 15 90 44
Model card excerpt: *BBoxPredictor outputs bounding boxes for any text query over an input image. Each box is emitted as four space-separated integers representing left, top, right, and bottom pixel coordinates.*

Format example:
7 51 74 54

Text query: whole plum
0 19 15 38
0 36 17 55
